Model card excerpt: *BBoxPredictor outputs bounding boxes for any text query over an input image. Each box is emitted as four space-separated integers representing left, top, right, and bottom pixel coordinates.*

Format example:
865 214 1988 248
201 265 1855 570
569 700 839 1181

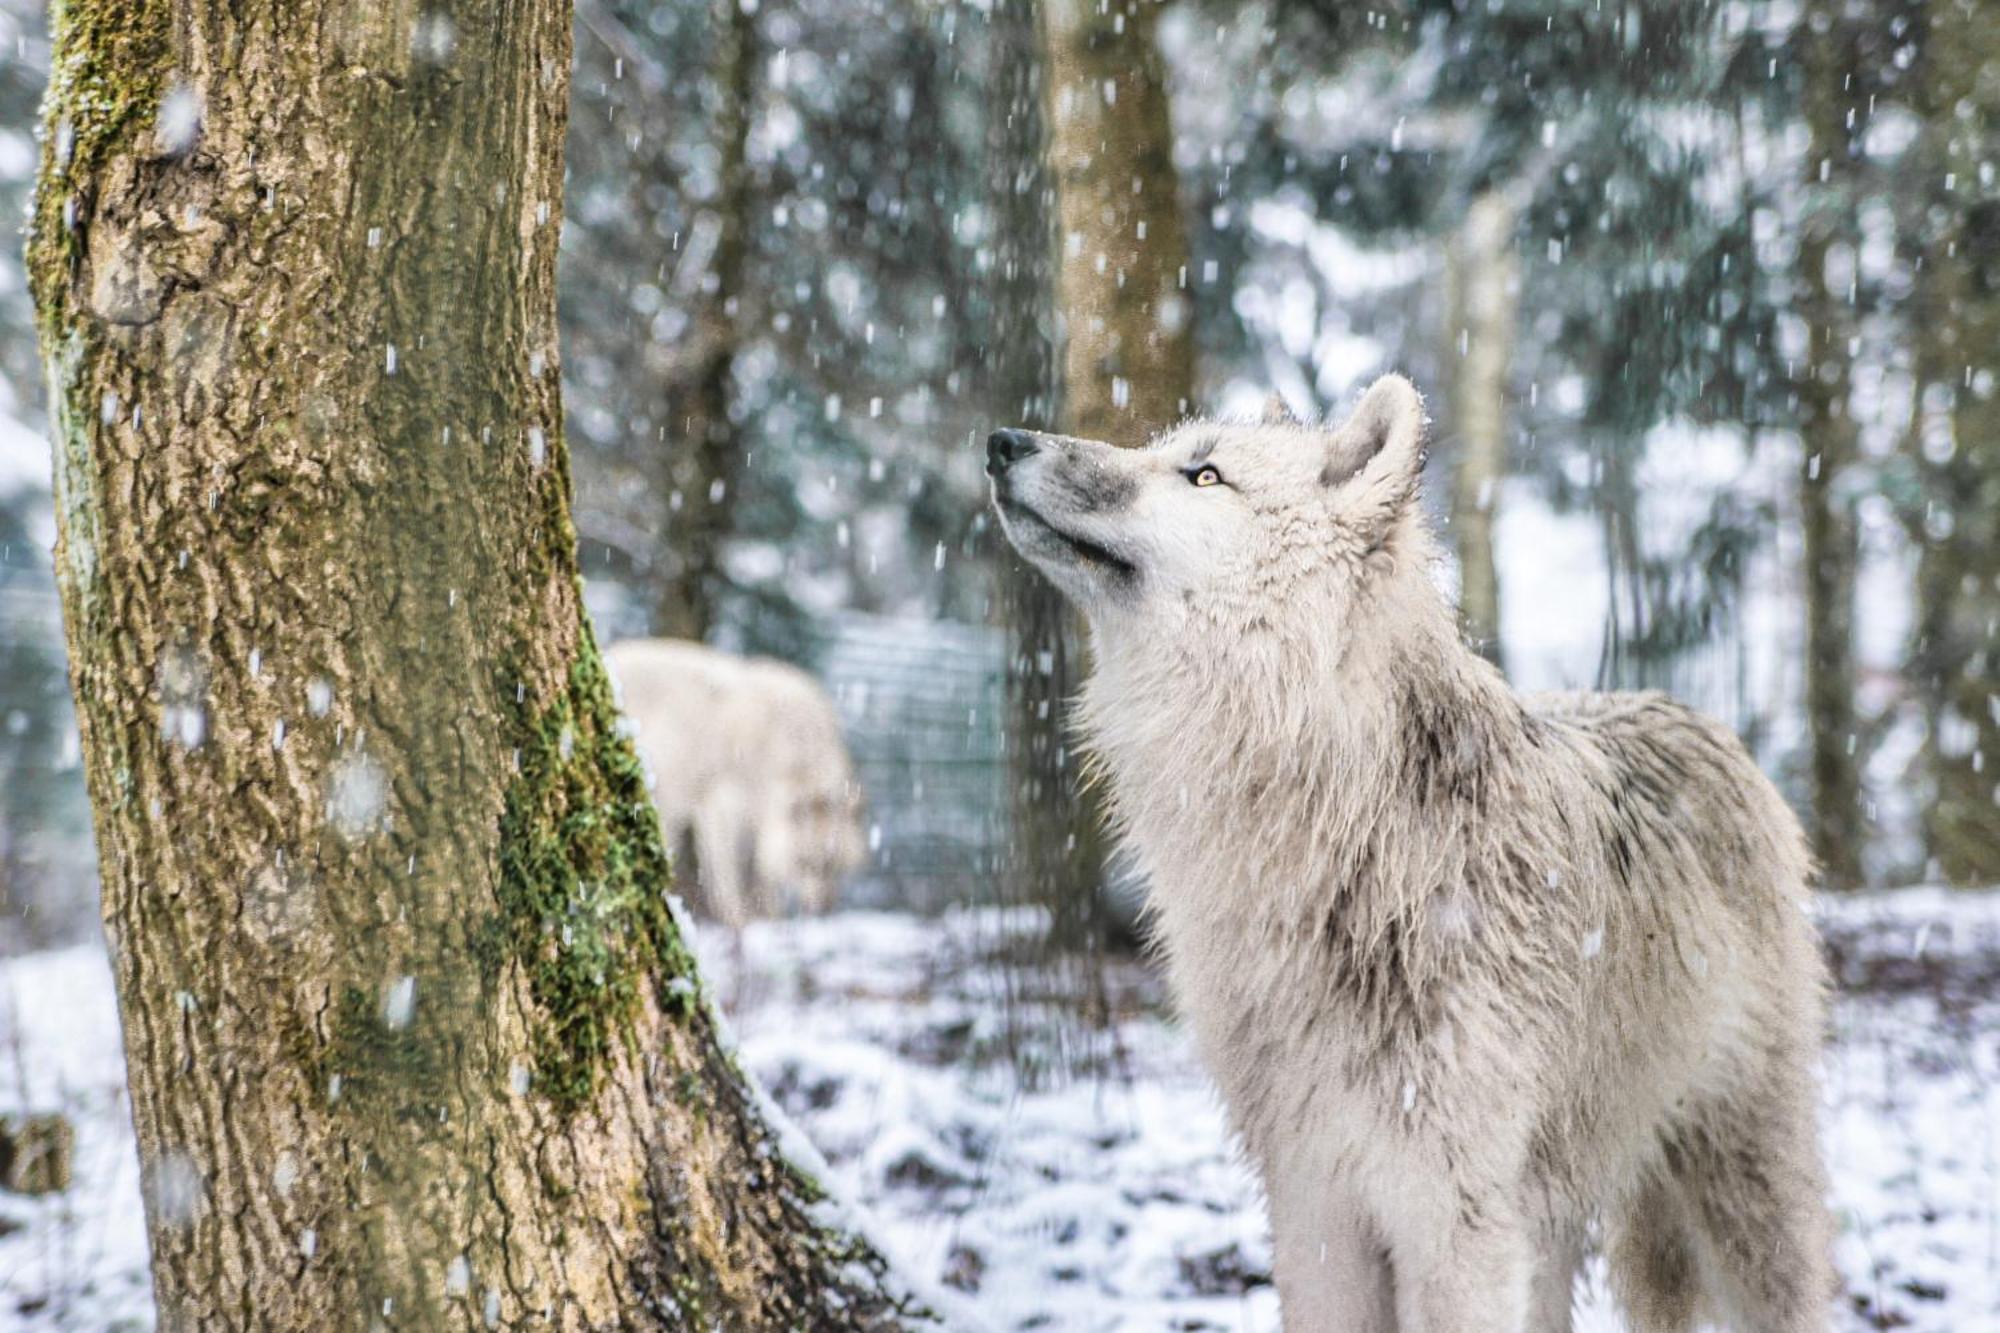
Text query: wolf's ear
1260 392 1295 425
1322 374 1427 535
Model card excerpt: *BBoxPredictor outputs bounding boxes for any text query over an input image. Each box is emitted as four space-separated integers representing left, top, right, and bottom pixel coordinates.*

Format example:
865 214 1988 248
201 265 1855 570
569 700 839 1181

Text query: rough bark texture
27 1 932 1326
1908 0 2000 885
1040 0 1192 449
652 0 753 641
1795 1 1867 890
1445 190 1516 671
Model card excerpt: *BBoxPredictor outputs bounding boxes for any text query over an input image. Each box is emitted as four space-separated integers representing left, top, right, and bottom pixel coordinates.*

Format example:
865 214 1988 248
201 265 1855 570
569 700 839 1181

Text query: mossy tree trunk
1445 189 1517 670
1795 0 1868 890
27 1 932 1327
653 0 755 641
1907 0 2000 885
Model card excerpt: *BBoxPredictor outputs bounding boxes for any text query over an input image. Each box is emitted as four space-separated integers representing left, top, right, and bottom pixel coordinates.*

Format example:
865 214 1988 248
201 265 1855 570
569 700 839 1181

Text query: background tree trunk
27 1 931 1326
988 0 1107 962
1445 189 1517 670
1040 0 1193 446
992 0 1190 958
1795 0 1868 890
1908 0 2000 885
653 0 755 641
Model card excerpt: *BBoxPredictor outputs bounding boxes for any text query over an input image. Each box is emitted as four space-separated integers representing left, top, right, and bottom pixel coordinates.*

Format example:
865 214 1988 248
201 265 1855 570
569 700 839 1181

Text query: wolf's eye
1190 465 1223 488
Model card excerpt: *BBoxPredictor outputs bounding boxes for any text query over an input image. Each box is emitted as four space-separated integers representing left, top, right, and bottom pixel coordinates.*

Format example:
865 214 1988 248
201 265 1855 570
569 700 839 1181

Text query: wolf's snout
986 428 1040 477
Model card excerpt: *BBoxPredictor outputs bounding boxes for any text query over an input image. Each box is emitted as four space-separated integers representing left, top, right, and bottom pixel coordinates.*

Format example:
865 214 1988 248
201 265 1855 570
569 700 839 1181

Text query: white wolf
606 638 865 930
986 377 1832 1332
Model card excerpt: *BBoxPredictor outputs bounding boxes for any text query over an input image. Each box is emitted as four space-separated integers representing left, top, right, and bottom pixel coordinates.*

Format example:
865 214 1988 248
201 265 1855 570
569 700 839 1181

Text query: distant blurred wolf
606 639 865 931
987 378 1833 1332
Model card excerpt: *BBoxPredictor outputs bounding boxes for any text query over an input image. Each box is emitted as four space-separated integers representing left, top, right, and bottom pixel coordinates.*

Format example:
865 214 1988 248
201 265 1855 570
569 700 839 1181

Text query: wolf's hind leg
1671 1086 1835 1333
1607 1173 1702 1332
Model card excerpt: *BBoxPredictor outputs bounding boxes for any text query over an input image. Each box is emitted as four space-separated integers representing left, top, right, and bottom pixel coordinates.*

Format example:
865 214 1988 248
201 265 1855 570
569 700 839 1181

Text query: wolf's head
987 374 1432 653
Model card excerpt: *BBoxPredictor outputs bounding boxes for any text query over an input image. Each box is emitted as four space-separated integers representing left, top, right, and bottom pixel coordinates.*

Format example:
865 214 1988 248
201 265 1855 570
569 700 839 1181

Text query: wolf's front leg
1263 1167 1394 1333
1384 1192 1534 1333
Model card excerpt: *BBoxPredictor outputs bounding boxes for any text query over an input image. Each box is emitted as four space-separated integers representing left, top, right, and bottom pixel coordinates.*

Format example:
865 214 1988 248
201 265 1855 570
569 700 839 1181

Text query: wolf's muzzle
986 428 1040 477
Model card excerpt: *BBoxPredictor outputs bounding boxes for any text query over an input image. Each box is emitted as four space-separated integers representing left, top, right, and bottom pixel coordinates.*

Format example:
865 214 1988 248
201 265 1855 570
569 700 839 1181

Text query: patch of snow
0 946 154 1329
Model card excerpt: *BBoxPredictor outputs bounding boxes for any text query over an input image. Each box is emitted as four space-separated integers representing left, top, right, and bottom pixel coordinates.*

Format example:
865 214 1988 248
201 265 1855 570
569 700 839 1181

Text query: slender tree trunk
988 0 1103 959
1795 1 1868 889
1445 189 1517 670
27 2 931 1326
655 0 755 640
1040 0 1193 447
1907 0 2000 885
1594 445 1651 690
996 0 1189 956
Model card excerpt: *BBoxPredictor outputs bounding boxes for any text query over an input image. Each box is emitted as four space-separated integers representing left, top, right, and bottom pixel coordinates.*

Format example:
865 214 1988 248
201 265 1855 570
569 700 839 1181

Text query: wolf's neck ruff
1078 537 1527 943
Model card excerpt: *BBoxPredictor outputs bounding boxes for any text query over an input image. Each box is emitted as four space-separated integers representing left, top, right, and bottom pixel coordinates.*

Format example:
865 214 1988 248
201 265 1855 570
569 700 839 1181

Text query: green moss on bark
28 0 173 328
30 0 171 614
324 985 446 1118
42 331 106 619
496 630 701 1114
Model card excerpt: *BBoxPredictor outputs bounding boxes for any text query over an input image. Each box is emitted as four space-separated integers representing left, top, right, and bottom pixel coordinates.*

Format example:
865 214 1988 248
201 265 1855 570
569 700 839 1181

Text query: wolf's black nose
986 428 1039 476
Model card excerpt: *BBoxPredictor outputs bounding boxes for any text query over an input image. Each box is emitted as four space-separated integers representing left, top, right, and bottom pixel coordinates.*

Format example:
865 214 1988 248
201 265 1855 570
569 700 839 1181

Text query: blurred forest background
1 0 1997 960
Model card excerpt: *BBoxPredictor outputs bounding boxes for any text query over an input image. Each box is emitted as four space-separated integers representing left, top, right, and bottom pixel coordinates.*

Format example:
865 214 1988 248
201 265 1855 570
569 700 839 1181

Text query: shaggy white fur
988 377 1833 1333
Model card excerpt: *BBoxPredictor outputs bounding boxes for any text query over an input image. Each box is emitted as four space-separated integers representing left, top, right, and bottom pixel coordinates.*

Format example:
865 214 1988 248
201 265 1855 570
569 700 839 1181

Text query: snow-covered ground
1 892 1996 1330
0 947 151 1330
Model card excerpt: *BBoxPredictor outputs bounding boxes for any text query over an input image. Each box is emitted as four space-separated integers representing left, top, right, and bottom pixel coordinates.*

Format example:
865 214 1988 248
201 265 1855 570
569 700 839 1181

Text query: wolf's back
1527 687 1817 921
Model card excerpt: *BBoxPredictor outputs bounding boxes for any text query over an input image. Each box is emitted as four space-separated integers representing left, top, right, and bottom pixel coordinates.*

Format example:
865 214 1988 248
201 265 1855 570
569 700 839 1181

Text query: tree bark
1445 189 1517 670
1040 0 1193 448
1907 0 2000 885
1795 0 1868 890
988 0 1107 960
996 0 1189 956
27 2 932 1326
653 0 754 641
